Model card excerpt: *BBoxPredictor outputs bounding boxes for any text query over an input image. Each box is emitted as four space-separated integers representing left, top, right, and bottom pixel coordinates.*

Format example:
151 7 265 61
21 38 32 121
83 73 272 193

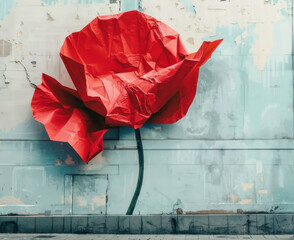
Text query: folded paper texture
31 10 222 163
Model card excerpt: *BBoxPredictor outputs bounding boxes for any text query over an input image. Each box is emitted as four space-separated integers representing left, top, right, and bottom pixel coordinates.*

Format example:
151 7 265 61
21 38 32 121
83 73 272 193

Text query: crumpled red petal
31 74 108 163
31 10 222 163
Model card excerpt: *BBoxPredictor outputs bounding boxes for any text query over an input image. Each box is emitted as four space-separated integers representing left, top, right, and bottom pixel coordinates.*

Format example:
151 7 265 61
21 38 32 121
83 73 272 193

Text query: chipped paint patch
260 176 264 183
41 0 109 5
65 154 75 165
0 0 119 132
256 161 263 174
91 195 106 210
121 0 141 11
240 198 253 204
76 196 87 207
65 196 72 205
0 40 12 57
179 0 196 14
83 153 106 170
46 12 54 21
0 196 25 205
258 189 268 194
242 182 254 192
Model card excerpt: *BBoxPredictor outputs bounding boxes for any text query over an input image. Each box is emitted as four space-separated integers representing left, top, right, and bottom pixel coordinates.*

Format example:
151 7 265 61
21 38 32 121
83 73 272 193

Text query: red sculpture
31 10 222 163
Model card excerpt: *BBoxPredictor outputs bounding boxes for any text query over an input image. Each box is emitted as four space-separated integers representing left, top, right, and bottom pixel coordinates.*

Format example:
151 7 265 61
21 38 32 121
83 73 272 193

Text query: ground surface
0 234 294 239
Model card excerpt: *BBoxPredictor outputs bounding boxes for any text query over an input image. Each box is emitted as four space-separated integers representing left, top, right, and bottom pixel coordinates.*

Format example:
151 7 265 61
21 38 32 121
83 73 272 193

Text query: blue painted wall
0 0 293 215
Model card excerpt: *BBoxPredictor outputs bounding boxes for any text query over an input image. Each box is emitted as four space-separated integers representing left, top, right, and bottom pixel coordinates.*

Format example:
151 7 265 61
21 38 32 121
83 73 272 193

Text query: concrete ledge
0 214 293 234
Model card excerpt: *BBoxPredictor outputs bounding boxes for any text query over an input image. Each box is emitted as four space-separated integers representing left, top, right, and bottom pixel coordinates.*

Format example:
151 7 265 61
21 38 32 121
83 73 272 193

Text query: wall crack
15 61 36 89
0 63 8 89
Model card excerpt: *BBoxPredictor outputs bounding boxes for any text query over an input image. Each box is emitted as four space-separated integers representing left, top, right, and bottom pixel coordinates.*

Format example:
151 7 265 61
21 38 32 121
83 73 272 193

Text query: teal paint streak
179 0 196 14
120 0 141 11
0 0 19 20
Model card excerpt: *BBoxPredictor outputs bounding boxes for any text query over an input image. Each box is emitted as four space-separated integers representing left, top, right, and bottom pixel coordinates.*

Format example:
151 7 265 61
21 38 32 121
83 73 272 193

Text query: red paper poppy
31 10 222 163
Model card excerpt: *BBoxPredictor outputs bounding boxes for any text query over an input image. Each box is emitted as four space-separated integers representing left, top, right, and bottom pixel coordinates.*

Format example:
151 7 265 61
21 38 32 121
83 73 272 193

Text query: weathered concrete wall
0 0 293 215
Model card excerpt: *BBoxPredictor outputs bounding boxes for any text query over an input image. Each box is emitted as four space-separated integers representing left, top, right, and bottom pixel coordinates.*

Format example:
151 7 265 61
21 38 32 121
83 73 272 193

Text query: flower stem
126 128 144 215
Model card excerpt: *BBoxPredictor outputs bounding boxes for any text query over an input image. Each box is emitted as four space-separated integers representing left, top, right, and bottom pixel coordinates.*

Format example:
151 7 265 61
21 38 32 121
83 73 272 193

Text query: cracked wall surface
0 0 293 215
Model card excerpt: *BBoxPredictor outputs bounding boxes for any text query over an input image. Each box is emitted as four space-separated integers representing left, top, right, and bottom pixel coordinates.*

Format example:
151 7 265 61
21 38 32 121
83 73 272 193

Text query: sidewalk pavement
0 234 294 240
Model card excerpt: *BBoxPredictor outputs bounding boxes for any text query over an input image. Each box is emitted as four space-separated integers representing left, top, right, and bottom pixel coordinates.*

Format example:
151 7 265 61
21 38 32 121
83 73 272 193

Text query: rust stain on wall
65 154 75 165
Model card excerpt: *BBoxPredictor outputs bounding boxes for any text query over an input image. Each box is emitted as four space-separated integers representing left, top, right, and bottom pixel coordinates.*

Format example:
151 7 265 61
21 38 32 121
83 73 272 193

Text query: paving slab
0 235 294 240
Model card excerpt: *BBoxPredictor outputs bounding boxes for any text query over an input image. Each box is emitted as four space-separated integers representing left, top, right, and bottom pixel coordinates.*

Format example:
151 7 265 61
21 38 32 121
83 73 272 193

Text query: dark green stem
126 128 144 215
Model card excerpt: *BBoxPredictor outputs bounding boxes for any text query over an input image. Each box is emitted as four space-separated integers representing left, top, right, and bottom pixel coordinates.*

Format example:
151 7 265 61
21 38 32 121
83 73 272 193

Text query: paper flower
31 10 222 163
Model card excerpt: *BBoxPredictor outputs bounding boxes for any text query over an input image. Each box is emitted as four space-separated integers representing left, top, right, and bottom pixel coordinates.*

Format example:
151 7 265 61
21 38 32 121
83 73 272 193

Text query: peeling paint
230 194 239 203
0 40 12 57
242 182 254 192
258 189 268 194
143 0 289 70
0 196 25 205
240 198 253 204
91 195 106 210
186 210 235 214
235 30 248 46
260 176 264 183
76 196 87 207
